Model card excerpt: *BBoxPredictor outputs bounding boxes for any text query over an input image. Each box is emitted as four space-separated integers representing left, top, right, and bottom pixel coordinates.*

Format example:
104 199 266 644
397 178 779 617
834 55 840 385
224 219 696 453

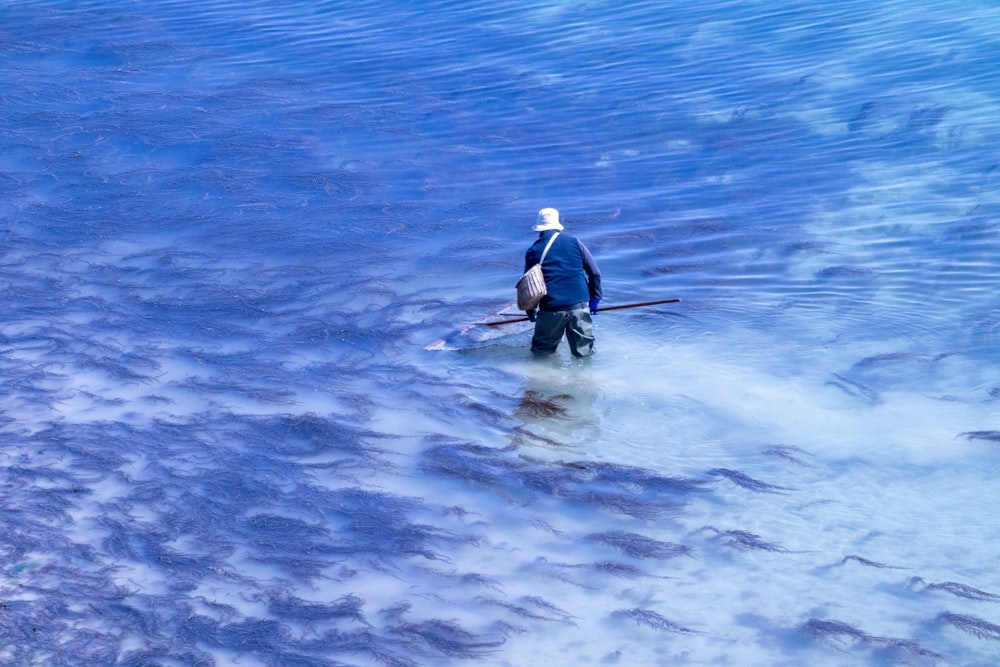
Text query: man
523 207 602 357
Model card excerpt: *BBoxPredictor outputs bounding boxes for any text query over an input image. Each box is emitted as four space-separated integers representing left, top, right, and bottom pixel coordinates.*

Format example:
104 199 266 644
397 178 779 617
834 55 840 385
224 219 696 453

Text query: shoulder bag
515 232 559 310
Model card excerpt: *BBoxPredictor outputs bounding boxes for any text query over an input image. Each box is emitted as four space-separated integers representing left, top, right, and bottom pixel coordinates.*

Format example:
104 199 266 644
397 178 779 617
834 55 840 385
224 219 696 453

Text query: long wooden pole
482 298 681 326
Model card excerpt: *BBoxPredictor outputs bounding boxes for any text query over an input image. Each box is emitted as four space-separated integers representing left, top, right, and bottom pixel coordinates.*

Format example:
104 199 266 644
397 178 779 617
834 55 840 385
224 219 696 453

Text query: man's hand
589 298 600 315
526 309 537 322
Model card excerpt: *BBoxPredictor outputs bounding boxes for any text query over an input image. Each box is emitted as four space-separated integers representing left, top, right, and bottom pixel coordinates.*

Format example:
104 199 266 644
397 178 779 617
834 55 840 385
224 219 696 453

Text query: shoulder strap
538 232 559 265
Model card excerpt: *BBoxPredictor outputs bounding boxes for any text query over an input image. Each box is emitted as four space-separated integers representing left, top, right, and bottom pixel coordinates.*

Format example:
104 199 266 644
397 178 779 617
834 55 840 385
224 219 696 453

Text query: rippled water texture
2 1 1000 665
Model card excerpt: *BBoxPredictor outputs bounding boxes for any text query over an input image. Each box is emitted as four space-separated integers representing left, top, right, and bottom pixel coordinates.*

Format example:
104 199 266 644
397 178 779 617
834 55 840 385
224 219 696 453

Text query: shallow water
2 1 1000 665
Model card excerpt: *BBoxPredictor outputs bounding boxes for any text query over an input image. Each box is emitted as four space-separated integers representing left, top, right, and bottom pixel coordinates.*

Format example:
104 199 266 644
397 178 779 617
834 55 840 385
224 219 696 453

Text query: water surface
2 1 1000 665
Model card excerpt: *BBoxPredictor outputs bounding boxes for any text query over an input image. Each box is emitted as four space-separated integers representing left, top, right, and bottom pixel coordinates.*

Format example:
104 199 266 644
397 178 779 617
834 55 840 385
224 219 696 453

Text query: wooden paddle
482 298 681 326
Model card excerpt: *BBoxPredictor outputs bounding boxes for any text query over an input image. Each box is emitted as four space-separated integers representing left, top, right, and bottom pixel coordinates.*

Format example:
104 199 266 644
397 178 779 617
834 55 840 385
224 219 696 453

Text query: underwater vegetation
3 1 1000 665
701 527 790 553
706 468 791 492
814 265 881 281
937 613 1000 641
0 407 522 665
516 390 572 419
958 431 1000 442
479 596 577 625
841 554 905 569
827 373 881 406
852 352 949 369
421 441 708 520
762 445 816 467
919 580 1000 602
389 619 507 659
614 608 697 635
804 618 943 660
528 556 658 586
586 531 693 560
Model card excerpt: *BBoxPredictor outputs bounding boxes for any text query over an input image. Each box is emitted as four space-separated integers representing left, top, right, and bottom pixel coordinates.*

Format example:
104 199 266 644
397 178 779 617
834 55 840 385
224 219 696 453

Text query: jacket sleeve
524 242 540 274
580 241 602 299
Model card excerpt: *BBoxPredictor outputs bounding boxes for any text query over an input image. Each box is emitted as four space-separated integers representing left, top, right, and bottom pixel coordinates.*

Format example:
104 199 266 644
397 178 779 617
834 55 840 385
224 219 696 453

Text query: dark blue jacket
524 230 602 311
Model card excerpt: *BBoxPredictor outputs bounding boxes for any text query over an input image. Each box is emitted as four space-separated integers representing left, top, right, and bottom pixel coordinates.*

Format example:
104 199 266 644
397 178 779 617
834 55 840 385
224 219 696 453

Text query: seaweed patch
479 596 577 624
762 445 815 467
840 555 904 569
706 468 790 493
585 531 693 560
827 374 881 406
938 612 1000 641
613 608 697 634
421 443 705 520
926 582 1000 602
516 390 572 419
815 266 881 280
959 431 1000 442
804 618 942 659
702 527 790 553
389 619 506 658
591 560 654 578
852 352 948 369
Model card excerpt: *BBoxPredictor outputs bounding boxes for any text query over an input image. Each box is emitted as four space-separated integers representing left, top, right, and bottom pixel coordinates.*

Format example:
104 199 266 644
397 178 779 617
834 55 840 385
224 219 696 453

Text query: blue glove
589 297 600 315
526 308 537 322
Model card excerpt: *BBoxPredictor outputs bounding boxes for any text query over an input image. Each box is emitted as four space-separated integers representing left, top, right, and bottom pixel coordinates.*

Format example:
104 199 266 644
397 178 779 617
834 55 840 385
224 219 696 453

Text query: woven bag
516 232 559 310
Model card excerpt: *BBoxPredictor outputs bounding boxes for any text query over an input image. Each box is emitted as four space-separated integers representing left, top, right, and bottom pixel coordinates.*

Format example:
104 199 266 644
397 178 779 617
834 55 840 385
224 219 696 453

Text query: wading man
523 208 602 357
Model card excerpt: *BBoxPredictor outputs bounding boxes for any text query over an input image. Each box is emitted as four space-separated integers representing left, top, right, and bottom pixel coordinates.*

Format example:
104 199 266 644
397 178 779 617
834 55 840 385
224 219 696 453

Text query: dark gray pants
531 305 595 357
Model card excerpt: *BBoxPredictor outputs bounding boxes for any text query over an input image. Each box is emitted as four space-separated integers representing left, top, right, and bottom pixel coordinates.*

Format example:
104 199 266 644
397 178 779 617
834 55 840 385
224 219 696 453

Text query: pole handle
482 298 681 326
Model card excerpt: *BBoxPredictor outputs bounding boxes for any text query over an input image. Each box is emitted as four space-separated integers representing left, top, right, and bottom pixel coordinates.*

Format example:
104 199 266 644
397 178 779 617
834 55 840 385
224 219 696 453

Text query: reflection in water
516 389 572 420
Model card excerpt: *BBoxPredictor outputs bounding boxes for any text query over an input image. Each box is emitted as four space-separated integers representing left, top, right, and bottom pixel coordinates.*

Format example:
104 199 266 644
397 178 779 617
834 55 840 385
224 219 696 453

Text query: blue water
3 1 1000 665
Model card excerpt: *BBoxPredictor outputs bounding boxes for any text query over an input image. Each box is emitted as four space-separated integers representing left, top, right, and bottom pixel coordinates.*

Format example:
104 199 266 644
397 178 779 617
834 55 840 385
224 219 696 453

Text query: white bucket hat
533 207 564 232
